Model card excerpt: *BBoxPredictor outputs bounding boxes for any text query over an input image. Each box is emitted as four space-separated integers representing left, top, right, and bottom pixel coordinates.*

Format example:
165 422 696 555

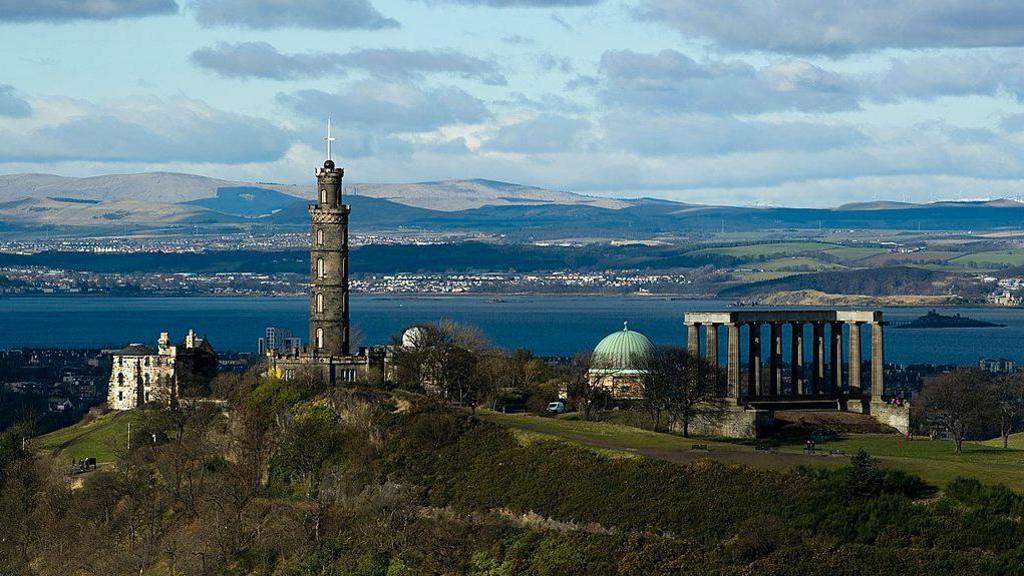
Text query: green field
949 249 1024 268
481 411 1024 491
33 410 137 464
821 246 889 263
755 256 846 271
693 242 840 258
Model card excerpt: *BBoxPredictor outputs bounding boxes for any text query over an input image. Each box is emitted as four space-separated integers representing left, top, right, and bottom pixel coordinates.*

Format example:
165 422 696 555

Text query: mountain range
3 171 1024 237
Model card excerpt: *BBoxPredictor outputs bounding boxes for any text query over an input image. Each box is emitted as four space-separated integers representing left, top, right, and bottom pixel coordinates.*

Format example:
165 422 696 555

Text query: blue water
1 295 1022 365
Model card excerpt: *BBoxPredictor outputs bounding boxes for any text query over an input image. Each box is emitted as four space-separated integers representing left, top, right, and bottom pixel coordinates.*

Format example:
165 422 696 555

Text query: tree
918 369 997 454
565 351 605 421
990 373 1024 449
274 408 344 498
641 346 725 437
845 449 883 497
390 320 491 407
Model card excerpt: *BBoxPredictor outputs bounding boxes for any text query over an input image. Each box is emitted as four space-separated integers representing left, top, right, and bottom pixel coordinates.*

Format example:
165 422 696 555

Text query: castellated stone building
107 330 217 410
266 137 385 385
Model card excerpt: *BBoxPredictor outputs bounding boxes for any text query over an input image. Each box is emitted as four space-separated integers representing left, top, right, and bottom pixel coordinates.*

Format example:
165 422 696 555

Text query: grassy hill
481 411 1024 491
33 410 136 464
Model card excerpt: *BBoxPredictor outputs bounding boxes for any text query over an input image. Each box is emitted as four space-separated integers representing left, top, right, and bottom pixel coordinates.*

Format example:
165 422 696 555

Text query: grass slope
482 411 1024 491
33 410 136 464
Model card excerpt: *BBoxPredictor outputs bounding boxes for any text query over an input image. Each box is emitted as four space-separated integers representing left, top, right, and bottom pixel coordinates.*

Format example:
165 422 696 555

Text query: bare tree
990 373 1024 449
641 346 725 437
918 369 997 454
565 351 606 421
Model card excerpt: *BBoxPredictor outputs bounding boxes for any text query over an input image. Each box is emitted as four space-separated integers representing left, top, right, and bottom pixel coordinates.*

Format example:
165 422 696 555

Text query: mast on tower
324 117 336 161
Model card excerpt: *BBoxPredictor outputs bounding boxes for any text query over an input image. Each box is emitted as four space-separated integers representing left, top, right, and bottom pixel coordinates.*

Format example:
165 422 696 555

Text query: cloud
486 114 590 153
637 0 1024 55
192 42 505 84
536 53 573 74
191 42 339 80
870 52 1024 101
0 85 31 118
338 48 506 85
598 50 858 114
191 0 397 30
0 97 291 164
493 92 586 114
0 0 177 21
428 0 598 6
278 79 490 133
603 113 866 156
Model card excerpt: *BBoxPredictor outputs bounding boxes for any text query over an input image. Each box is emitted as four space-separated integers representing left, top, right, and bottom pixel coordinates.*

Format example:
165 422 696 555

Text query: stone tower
308 152 351 356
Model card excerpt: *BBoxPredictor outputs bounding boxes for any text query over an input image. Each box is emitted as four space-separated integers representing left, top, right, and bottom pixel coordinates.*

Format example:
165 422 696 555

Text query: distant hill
266 195 443 230
184 187 305 217
0 172 627 212
347 178 629 211
718 266 956 298
6 171 1024 237
0 196 241 227
0 172 254 204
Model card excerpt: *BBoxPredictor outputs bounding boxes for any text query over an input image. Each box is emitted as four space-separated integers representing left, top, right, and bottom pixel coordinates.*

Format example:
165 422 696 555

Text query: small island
897 309 1006 329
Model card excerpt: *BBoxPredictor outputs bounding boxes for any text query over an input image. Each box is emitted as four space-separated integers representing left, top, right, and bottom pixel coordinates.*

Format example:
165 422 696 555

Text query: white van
546 401 566 414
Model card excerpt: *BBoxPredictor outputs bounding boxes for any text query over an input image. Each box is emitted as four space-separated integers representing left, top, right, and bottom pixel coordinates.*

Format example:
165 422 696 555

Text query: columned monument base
683 405 774 439
868 401 910 435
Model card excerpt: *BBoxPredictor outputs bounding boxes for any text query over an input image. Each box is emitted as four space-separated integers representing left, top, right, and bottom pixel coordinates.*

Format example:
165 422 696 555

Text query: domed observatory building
589 322 655 400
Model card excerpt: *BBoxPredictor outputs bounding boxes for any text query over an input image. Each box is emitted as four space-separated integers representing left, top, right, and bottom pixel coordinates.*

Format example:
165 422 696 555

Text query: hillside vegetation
4 374 1024 574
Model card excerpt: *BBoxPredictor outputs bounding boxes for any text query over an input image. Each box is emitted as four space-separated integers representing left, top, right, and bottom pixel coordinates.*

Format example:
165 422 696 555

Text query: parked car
546 401 566 414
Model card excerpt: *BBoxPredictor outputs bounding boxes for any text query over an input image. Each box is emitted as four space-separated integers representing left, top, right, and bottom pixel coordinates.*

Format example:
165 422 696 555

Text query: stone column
727 323 741 400
687 322 700 357
748 322 761 397
848 322 862 397
790 322 804 396
812 322 825 395
769 322 782 396
705 324 719 368
871 322 884 403
830 321 843 395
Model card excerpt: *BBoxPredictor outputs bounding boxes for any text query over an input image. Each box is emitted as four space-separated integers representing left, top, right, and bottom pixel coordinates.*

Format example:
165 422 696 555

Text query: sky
6 1 1024 207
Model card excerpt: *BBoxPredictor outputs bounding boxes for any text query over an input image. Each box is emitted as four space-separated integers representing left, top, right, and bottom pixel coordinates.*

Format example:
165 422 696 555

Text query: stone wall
684 405 774 439
869 401 911 435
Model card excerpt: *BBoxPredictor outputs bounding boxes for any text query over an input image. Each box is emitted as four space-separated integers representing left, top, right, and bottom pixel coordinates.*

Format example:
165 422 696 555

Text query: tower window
320 189 328 203
316 229 324 246
316 328 324 349
316 293 324 313
317 258 325 279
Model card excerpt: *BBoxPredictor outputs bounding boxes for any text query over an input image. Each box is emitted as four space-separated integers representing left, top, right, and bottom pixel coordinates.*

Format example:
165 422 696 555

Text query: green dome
592 322 655 372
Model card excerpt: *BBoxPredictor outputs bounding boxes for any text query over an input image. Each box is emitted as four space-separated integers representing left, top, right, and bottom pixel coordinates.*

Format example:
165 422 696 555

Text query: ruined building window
118 391 123 401
317 258 325 279
316 328 324 349
117 373 124 386
316 293 324 313
317 229 324 246
321 189 327 203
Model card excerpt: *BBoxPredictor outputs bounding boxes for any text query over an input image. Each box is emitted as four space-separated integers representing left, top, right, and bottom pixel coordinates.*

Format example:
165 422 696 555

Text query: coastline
0 290 1009 309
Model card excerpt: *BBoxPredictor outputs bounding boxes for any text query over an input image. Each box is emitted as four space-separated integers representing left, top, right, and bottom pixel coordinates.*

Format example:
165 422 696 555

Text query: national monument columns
686 310 886 405
683 309 901 437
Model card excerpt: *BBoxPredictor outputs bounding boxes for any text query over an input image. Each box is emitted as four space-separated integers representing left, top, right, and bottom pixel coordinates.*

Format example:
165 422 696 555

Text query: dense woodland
3 367 1024 575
